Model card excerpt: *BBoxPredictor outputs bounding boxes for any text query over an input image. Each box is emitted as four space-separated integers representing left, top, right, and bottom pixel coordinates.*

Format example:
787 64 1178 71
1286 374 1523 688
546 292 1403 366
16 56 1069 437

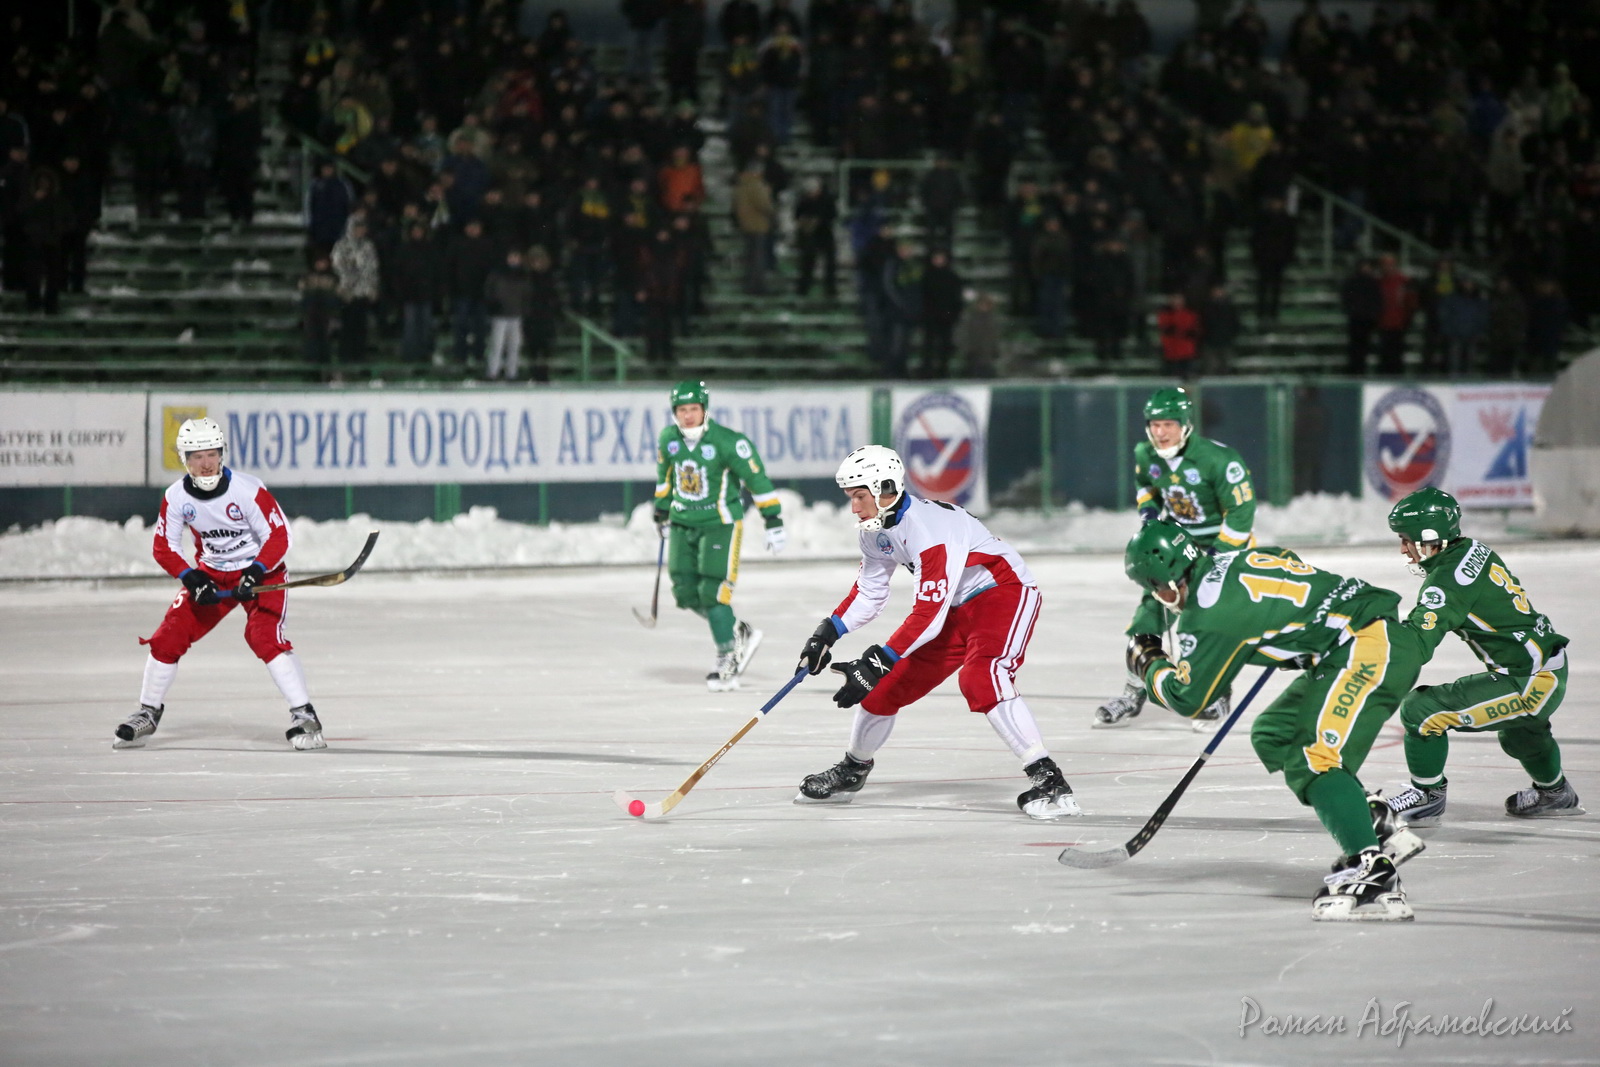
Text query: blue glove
234 562 268 601
180 568 220 606
1138 506 1160 524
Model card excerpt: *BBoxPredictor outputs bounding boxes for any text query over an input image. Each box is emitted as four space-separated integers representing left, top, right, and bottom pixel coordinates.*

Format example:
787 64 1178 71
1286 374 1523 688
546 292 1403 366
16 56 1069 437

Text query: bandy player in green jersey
1097 387 1257 729
1380 488 1583 825
654 380 786 691
1123 522 1428 921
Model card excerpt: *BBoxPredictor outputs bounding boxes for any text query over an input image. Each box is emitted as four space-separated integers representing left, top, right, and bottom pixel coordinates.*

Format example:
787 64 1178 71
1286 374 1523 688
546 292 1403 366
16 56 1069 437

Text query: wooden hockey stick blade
223 531 380 596
616 670 807 819
632 606 658 629
1056 844 1133 869
1057 665 1277 870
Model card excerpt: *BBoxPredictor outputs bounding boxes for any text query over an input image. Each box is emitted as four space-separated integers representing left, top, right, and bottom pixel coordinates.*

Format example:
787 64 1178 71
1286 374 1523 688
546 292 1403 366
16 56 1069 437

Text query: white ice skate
286 704 326 750
1311 850 1413 923
731 620 763 677
706 650 740 692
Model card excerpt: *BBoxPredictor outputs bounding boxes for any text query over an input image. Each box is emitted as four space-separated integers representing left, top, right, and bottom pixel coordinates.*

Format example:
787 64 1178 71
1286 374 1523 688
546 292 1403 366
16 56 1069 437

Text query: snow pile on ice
0 491 1528 580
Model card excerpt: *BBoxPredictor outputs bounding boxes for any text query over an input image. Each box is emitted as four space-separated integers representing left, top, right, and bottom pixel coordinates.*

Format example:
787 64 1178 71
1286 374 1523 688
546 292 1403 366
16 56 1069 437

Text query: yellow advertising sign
161 405 208 472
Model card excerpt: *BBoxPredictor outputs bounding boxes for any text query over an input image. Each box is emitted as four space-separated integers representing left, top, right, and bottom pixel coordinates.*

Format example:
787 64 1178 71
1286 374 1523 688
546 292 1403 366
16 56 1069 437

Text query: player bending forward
1382 488 1583 826
1123 522 1426 921
114 417 324 751
1097 388 1256 729
791 445 1081 820
653 379 786 691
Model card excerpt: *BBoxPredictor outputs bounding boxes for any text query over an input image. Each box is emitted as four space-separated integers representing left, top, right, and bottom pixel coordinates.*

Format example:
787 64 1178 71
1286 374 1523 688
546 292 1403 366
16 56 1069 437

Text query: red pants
862 584 1041 717
142 567 293 665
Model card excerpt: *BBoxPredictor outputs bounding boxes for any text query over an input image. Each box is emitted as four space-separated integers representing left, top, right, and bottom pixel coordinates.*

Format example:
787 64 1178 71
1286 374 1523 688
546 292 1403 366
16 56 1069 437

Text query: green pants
1398 660 1568 787
1250 619 1428 855
668 521 743 650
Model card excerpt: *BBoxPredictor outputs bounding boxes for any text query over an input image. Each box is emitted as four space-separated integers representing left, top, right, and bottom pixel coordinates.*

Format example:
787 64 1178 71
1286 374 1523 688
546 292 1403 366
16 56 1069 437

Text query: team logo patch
1184 468 1202 485
893 392 983 507
226 502 244 521
735 440 753 460
701 444 716 460
181 503 197 523
1225 461 1246 484
667 441 680 455
875 532 894 555
1419 586 1447 611
1177 633 1198 658
1321 729 1341 747
1148 464 1162 480
1459 713 1474 727
1364 388 1452 500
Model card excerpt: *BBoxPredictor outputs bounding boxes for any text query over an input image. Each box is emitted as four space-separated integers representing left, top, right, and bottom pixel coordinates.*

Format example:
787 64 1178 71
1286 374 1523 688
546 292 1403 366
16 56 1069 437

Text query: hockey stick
615 668 808 819
1058 664 1277 870
219 531 380 597
633 527 667 628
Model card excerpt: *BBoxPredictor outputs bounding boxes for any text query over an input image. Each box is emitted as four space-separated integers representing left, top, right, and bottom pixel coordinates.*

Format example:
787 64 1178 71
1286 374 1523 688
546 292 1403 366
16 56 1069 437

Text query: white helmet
835 445 906 531
175 417 226 490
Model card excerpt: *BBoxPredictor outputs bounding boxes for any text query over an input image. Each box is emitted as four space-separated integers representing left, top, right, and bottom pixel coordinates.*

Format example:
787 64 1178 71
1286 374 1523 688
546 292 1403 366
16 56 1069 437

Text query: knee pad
1497 719 1555 762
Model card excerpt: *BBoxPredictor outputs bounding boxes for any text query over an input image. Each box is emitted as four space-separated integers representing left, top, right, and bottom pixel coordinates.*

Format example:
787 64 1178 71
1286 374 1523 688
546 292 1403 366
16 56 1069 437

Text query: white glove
765 524 788 554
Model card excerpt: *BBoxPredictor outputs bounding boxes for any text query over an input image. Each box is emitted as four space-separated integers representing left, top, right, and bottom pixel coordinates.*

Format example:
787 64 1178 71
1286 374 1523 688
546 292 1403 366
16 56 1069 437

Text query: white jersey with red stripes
152 468 292 577
833 495 1036 658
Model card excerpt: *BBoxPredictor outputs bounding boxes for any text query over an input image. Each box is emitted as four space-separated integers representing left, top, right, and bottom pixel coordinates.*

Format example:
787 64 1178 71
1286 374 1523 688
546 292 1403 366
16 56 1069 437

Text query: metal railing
565 311 635 382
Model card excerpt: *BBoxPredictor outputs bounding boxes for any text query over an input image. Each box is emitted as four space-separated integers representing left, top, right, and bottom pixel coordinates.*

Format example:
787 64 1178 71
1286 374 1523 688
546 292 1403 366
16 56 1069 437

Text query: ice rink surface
2 543 1597 1066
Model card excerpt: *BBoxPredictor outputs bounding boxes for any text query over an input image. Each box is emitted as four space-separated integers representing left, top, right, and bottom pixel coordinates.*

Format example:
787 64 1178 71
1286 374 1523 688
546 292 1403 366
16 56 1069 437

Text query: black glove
798 617 841 676
234 562 268 602
1125 633 1168 679
830 644 896 708
652 505 669 532
1138 506 1160 524
180 567 220 606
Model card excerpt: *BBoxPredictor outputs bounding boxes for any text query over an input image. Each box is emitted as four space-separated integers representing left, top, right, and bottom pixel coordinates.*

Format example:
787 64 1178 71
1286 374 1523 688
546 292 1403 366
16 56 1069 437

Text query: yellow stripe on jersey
751 490 781 510
716 521 744 606
1136 487 1156 508
1302 619 1392 774
1216 523 1252 547
1419 669 1561 735
654 481 670 500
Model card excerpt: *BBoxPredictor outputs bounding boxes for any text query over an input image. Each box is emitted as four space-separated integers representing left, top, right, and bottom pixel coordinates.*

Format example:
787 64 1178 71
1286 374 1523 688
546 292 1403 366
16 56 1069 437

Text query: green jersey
1134 436 1256 549
655 419 782 528
1144 547 1403 716
1403 538 1567 678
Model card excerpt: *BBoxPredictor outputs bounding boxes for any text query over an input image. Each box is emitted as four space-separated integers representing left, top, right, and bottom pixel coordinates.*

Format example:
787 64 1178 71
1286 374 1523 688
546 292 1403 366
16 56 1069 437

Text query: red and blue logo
1364 388 1451 500
893 393 983 505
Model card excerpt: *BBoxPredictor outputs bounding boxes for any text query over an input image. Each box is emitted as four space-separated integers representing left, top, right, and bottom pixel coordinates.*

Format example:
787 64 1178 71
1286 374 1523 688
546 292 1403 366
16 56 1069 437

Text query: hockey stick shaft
1060 664 1277 868
634 529 667 627
219 531 380 597
615 668 808 819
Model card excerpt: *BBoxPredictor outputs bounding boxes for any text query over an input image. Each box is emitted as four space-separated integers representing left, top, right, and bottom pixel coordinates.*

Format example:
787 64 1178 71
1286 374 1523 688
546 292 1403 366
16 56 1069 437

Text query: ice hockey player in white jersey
114 417 325 751
792 445 1082 819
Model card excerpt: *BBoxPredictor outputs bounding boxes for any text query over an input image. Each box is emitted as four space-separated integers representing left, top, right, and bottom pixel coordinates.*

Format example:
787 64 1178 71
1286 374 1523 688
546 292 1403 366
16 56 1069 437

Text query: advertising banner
0 391 147 486
1361 384 1549 507
889 387 991 514
145 388 871 487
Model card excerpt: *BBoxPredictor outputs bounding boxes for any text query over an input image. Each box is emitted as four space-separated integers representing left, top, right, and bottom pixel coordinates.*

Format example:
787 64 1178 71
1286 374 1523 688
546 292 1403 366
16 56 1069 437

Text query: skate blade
290 730 327 751
706 679 740 693
1091 715 1136 729
1384 828 1426 866
1397 812 1442 828
1510 805 1587 819
793 791 856 805
1023 796 1085 820
1312 893 1414 922
1190 716 1220 733
111 736 149 749
734 629 764 675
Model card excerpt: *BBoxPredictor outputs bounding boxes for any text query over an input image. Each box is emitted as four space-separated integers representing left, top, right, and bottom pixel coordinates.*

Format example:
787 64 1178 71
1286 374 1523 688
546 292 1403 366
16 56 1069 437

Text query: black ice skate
706 650 740 692
286 704 326 750
1311 849 1413 922
795 754 874 804
1189 692 1228 732
113 704 163 749
731 620 764 678
1505 779 1585 818
1093 683 1145 728
1367 793 1425 866
1384 780 1448 827
1017 757 1083 820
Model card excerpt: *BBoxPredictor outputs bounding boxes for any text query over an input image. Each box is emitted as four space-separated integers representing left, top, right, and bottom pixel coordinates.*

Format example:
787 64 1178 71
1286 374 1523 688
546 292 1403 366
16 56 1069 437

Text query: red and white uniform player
792 446 1082 819
115 417 324 750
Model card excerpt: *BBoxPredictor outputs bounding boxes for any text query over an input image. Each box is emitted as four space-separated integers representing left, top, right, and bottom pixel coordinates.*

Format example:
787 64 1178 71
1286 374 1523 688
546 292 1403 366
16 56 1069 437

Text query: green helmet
1124 520 1205 592
1387 487 1461 544
1143 387 1194 429
669 379 709 410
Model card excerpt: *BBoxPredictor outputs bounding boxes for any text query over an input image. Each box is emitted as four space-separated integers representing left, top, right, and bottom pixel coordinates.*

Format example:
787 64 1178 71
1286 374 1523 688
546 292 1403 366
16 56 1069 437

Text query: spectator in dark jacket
1438 279 1489 378
308 160 354 256
332 218 380 365
124 99 173 223
484 248 534 380
524 247 563 383
391 222 441 364
1375 255 1417 376
57 155 99 295
1340 258 1383 375
1525 279 1569 374
216 91 261 226
1248 196 1296 324
1199 283 1241 376
919 155 964 251
638 226 687 365
447 219 498 366
794 178 837 298
298 255 340 368
168 84 216 221
19 169 76 314
1030 216 1072 339
1486 276 1528 376
920 249 964 379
